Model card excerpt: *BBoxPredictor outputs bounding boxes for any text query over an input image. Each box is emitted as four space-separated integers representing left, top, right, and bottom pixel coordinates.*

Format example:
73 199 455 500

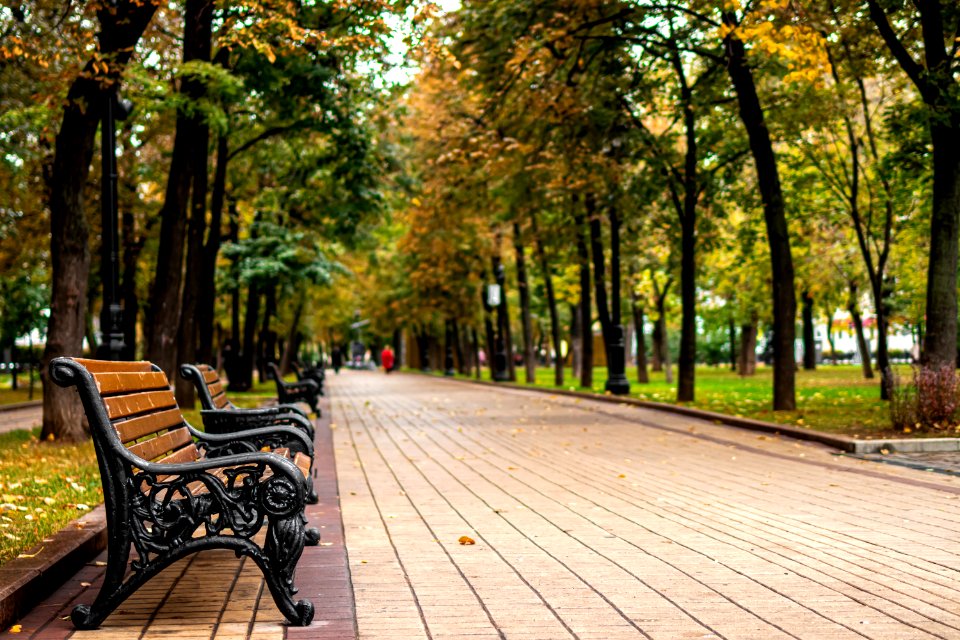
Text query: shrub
888 365 960 433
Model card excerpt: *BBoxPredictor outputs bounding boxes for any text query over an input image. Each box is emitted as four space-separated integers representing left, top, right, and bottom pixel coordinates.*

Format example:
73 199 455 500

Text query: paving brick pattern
331 372 960 640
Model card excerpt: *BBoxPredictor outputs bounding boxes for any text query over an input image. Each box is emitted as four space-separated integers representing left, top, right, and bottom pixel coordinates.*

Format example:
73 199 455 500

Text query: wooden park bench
266 362 320 416
291 361 325 395
49 357 319 629
179 363 316 441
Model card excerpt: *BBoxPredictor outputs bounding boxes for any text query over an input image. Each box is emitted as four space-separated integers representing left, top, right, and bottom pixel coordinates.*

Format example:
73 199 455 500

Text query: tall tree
865 0 960 368
41 0 158 442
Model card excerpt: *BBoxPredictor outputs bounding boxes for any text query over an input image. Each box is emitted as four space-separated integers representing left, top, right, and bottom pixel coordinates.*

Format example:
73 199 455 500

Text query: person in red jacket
381 345 395 373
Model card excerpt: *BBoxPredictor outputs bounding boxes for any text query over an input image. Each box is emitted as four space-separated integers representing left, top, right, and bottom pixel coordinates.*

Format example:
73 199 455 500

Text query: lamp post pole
96 87 129 361
444 319 456 376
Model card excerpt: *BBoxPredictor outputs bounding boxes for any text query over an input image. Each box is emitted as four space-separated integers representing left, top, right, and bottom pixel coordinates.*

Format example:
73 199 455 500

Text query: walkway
333 372 960 640
0 402 41 435
4 371 960 639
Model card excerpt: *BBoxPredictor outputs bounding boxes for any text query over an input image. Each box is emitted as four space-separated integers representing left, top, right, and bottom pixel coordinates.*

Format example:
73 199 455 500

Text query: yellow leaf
458 536 476 545
9 624 21 633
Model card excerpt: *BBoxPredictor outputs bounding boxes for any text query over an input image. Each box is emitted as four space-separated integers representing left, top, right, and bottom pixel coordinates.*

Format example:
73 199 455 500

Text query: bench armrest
188 421 314 458
224 404 310 420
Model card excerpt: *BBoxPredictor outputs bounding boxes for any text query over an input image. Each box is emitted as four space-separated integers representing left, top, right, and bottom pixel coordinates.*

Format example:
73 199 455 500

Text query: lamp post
443 319 456 376
96 87 133 361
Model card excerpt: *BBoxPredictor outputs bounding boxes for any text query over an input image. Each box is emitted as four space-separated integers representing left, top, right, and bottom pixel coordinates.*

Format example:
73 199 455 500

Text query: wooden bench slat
74 358 154 373
104 389 177 420
127 427 193 462
207 381 224 397
113 408 183 443
94 371 169 395
212 392 229 409
155 443 201 466
202 367 219 383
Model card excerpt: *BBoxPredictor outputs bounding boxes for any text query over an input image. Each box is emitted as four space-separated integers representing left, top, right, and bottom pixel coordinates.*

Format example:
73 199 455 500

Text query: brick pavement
332 371 960 640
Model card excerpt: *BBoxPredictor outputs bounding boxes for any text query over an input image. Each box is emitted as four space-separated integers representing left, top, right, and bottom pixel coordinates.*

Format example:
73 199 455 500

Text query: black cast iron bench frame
266 362 320 416
50 357 319 629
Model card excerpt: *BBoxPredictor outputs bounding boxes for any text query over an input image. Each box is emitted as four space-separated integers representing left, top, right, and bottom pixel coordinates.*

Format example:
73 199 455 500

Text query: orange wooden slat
127 427 193 462
155 444 200 466
94 371 169 395
293 452 311 478
104 390 177 420
213 393 229 409
207 381 224 397
73 358 154 373
113 408 183 443
202 368 219 384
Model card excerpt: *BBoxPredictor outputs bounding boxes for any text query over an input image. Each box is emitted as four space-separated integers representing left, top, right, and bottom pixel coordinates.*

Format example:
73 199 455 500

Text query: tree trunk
571 303 582 381
145 0 213 380
802 290 816 370
279 296 305 375
724 17 797 411
866 0 960 369
174 106 211 407
236 284 260 391
657 311 672 384
587 196 612 350
921 123 960 367
471 327 481 379
531 210 562 386
513 221 536 383
849 282 874 379
651 316 663 373
728 316 737 371
677 210 696 401
258 285 277 383
41 0 158 442
198 132 228 364
739 319 757 376
576 223 593 389
825 309 837 364
651 276 672 376
453 318 467 374
633 302 649 383
491 244 515 381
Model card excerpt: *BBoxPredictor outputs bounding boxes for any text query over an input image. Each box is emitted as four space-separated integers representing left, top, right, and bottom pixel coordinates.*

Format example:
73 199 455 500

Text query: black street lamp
605 324 631 394
443 319 456 376
96 87 133 361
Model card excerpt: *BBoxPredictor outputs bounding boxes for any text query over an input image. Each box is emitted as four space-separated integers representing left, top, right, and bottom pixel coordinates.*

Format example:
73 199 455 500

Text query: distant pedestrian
331 345 343 374
381 345 395 373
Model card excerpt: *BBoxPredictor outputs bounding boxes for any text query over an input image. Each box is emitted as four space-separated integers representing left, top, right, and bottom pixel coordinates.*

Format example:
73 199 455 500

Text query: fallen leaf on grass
458 536 476 545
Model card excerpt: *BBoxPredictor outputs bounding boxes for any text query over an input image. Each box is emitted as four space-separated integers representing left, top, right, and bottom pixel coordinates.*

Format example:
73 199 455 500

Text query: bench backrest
180 363 231 411
55 358 199 466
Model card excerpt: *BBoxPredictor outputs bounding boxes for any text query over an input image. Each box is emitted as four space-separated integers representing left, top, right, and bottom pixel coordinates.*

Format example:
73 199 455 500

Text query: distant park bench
50 357 318 629
291 360 325 395
267 362 320 416
180 363 316 442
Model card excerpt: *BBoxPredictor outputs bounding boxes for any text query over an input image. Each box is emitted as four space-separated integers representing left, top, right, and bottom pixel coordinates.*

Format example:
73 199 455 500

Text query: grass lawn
441 363 927 440
0 428 101 565
0 377 283 565
0 372 42 405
